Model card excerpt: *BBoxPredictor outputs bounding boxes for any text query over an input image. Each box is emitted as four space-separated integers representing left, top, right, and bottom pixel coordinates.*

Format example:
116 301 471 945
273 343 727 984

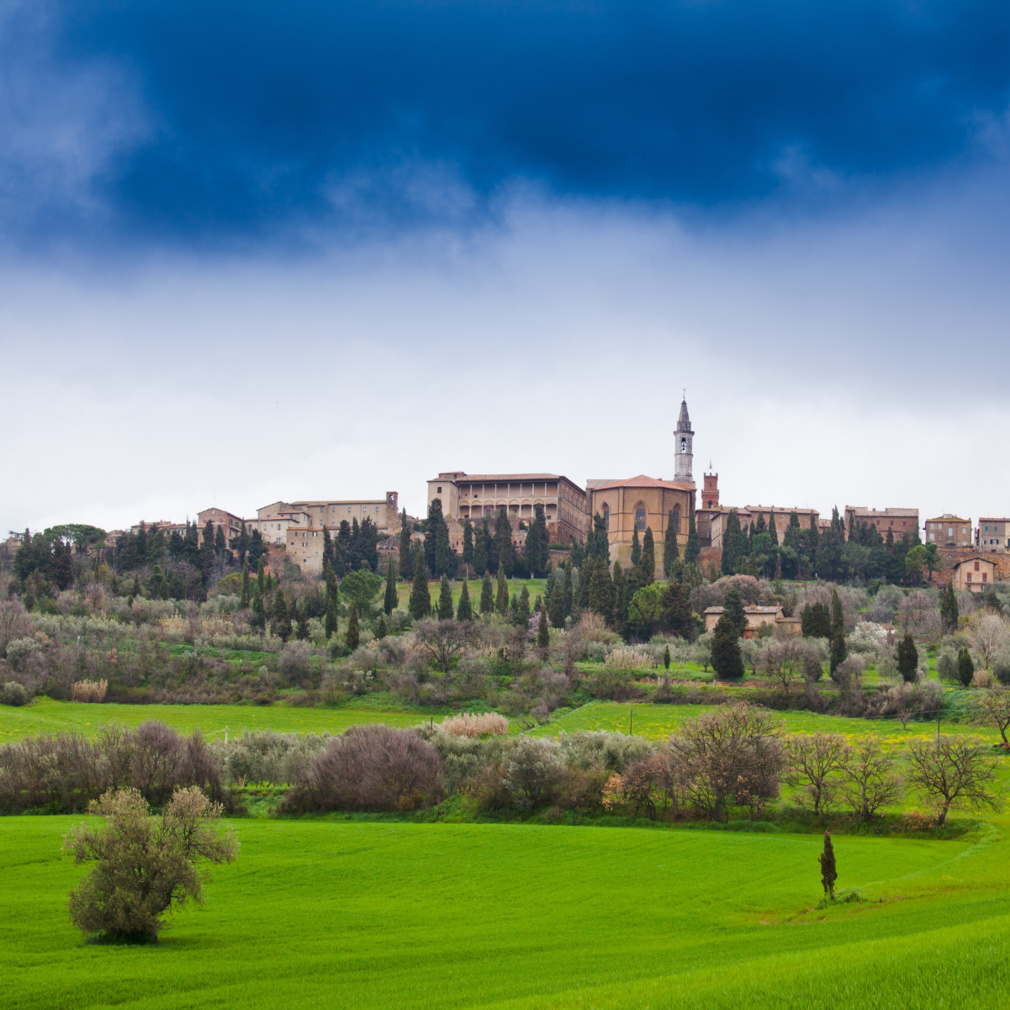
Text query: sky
3 0 1010 536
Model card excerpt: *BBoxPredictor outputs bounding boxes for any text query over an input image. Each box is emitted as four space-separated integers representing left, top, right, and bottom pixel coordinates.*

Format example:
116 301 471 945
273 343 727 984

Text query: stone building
706 503 819 550
426 473 587 544
289 492 400 536
951 555 998 592
703 603 800 638
844 506 919 540
924 514 972 548
587 399 696 573
976 518 1010 553
196 507 244 547
252 509 312 545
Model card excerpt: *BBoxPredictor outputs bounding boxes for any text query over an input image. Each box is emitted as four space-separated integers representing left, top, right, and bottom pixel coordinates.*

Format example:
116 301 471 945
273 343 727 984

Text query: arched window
680 437 687 453
635 502 647 531
672 505 681 535
602 503 610 530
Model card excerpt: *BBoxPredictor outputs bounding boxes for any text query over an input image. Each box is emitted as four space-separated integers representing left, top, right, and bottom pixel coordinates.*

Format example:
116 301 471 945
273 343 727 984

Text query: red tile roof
592 474 694 491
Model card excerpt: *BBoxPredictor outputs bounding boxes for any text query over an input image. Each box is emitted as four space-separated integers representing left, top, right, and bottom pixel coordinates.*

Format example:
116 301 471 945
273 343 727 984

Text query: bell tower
674 395 694 483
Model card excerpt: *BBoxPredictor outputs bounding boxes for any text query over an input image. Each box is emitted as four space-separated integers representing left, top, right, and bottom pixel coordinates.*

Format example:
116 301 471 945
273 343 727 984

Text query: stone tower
674 397 694 483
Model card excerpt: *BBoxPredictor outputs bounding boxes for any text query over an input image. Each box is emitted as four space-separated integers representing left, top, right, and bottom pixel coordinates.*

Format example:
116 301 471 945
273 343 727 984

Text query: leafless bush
761 639 824 695
907 735 1003 826
577 612 620 644
72 679 107 703
691 575 772 611
440 712 509 737
0 598 31 658
278 641 315 684
785 733 849 816
281 725 443 812
841 738 901 820
969 613 1010 671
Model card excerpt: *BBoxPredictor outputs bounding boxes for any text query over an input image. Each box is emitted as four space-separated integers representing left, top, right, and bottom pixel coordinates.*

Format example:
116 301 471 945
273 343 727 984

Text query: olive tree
64 787 238 941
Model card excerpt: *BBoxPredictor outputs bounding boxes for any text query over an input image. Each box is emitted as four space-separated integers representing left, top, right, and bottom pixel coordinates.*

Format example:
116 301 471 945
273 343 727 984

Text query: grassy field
4 815 1009 1009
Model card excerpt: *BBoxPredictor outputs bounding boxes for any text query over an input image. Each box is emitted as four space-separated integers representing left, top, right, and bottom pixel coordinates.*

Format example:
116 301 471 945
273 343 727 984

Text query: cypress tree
496 565 509 616
295 601 309 641
548 574 566 629
271 588 291 643
829 589 847 675
723 587 747 638
384 559 397 615
438 575 454 620
252 591 266 631
257 557 266 594
480 570 494 615
398 511 412 578
830 629 847 678
663 645 671 670
659 581 695 640
639 527 655 584
457 580 473 621
322 526 334 570
957 647 975 687
240 560 250 608
345 601 360 652
588 561 614 622
537 600 550 651
524 504 548 577
684 509 701 565
324 595 338 639
721 510 743 575
710 612 744 680
375 614 387 639
474 521 489 577
462 520 475 577
941 582 960 635
630 528 642 567
819 832 837 900
409 552 431 620
493 508 516 576
516 584 531 627
563 561 573 618
612 561 628 633
664 510 680 577
897 633 918 683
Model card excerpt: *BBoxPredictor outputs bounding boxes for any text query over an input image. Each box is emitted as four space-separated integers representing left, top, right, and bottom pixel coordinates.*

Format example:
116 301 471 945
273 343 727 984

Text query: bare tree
969 613 1010 672
907 736 1002 826
785 733 849 817
0 598 31 659
412 619 479 673
841 738 901 820
974 687 1010 746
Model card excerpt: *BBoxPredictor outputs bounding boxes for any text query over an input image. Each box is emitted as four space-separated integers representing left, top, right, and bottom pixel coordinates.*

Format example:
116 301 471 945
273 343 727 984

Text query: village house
976 518 1010 553
844 506 919 540
951 555 998 592
924 514 972 548
703 604 801 638
196 507 244 547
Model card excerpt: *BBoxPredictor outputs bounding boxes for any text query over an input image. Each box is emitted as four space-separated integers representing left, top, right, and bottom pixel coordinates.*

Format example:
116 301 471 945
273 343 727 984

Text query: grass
5 814 1010 1009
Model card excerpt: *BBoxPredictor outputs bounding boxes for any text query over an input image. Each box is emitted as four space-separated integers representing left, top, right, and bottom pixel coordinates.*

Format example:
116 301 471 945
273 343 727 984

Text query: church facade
587 399 696 575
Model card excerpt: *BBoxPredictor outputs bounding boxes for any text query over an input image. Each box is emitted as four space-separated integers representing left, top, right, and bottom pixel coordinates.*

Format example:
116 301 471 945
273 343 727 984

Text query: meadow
4 814 1009 1010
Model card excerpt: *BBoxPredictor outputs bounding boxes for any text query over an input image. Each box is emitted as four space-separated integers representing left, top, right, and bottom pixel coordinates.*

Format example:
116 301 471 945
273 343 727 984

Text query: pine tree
663 510 680 577
516 584 531 627
639 527 655 584
630 528 642 567
345 601 360 652
457 580 473 621
496 565 509 616
462 520 474 577
684 508 700 565
398 511 412 578
384 559 397 615
324 595 338 639
819 832 837 900
409 552 431 620
271 588 291 643
897 633 918 683
480 570 494 615
537 600 550 651
438 575 454 620
710 612 744 680
240 560 250 608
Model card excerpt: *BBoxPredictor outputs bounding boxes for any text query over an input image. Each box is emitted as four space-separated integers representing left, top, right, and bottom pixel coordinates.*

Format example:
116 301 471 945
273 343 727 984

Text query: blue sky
2 0 1009 534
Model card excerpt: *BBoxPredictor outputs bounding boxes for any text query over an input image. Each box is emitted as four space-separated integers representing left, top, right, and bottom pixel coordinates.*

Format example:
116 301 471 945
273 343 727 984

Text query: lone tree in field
907 736 1003 826
818 831 837 900
957 647 975 688
64 787 238 942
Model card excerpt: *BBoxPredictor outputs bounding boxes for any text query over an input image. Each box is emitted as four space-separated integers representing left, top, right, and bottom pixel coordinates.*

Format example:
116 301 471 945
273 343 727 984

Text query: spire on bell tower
675 395 694 483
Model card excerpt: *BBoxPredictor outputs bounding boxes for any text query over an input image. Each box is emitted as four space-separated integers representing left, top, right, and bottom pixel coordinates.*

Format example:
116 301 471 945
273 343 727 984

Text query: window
635 503 646 531
967 573 972 583
975 561 980 571
680 437 687 453
672 505 681 535
602 503 610 530
437 486 442 494
983 572 989 583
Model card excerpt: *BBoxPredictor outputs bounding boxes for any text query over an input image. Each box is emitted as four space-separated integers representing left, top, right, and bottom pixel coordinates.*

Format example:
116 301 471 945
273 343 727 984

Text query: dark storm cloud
5 0 1010 245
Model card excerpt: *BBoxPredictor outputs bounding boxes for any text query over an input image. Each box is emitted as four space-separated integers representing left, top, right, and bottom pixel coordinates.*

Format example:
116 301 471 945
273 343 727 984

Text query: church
587 399 697 576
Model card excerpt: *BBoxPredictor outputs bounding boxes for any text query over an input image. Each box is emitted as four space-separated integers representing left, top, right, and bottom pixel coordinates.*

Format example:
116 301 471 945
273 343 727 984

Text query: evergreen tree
271 589 291 643
240 560 250 608
247 528 265 570
474 521 489 577
295 601 309 641
496 565 510 616
493 508 516 575
612 561 628 634
897 633 919 683
345 601 360 652
384 559 398 615
957 647 975 687
710 612 744 680
214 524 226 558
251 591 266 631
639 527 655 584
462 520 475 577
819 832 837 900
630 528 642 567
830 629 847 677
781 511 803 580
548 573 566 629
437 575 454 620
588 561 614 622
722 587 747 638
322 526 334 571
480 570 494 615
562 562 573 621
516 584 531 627
324 595 338 639
398 511 412 578
257 557 266 594
375 614 387 640
659 581 695 639
663 510 680 577
940 582 960 634
684 509 701 565
358 516 379 572
721 510 743 575
409 553 431 620
457 580 473 621
523 504 548 577
802 602 832 639
830 589 845 637
335 520 351 577
537 600 550 651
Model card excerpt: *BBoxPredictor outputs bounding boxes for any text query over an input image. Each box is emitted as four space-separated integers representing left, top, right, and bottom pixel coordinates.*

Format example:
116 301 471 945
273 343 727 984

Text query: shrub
1 681 28 706
585 668 644 701
63 787 238 942
503 736 565 811
278 641 315 684
440 712 509 737
557 731 655 773
281 725 443 812
71 679 107 703
604 646 656 670
935 649 958 682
